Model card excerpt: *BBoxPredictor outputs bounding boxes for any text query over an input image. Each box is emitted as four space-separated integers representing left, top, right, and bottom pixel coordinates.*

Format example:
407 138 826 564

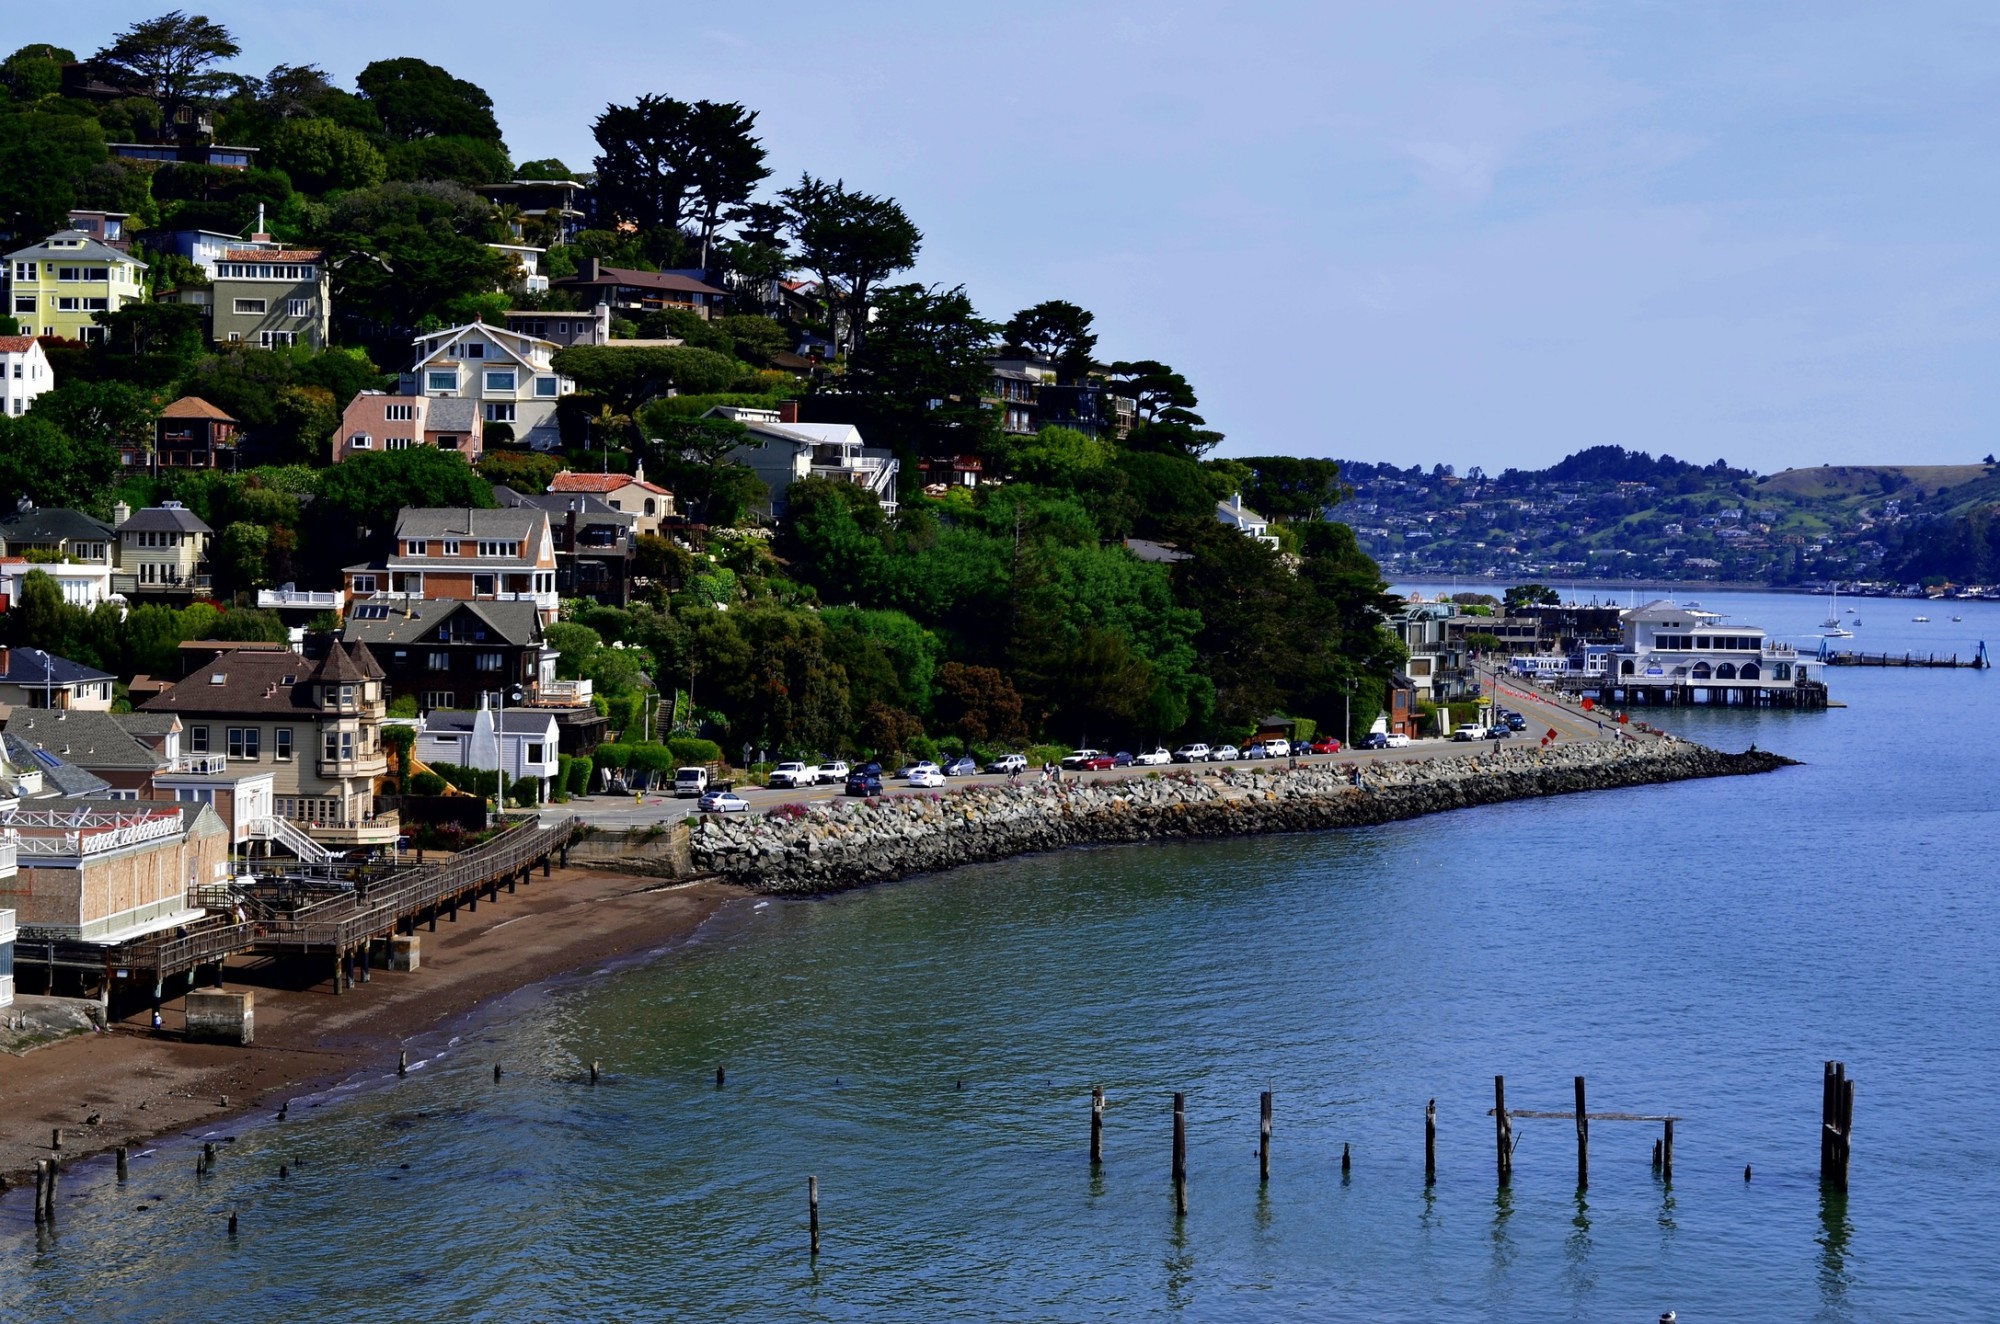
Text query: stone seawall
689 739 1794 894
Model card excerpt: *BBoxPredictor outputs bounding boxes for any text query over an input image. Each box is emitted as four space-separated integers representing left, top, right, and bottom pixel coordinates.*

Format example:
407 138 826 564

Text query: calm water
6 590 1998 1321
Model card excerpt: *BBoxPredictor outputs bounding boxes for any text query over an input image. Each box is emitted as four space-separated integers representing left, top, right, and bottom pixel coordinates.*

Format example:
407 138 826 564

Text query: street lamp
497 682 525 813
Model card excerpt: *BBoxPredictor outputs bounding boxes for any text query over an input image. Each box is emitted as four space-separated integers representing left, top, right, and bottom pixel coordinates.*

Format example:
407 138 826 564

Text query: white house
709 404 899 519
0 335 54 418
404 321 574 451
1610 600 1810 688
1217 492 1280 548
418 702 561 800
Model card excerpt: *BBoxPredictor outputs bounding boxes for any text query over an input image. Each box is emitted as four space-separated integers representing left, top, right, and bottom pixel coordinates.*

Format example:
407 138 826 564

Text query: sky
40 2 2000 474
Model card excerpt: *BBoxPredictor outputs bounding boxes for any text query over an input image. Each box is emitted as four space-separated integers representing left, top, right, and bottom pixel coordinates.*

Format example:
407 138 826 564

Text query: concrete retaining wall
183 990 254 1045
689 739 1793 894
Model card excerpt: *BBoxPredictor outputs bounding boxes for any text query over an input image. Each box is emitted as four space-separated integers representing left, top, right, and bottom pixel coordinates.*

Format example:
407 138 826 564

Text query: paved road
563 672 1645 830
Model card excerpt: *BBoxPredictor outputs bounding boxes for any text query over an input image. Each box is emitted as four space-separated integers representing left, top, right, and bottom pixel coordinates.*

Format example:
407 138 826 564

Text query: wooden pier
1820 643 1989 670
1547 677 1831 709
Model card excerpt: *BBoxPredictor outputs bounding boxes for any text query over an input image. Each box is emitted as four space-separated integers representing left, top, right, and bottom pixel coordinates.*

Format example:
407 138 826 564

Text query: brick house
343 507 559 625
335 392 484 464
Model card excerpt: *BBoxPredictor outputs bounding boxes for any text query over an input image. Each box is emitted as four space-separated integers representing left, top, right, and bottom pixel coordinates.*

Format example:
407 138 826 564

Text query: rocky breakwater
690 739 1794 894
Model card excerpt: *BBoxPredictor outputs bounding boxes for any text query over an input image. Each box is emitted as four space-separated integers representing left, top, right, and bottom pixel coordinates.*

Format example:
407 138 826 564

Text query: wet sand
0 869 745 1188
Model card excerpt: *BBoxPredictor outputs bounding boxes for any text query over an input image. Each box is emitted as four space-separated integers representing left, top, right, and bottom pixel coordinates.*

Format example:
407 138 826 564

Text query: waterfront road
562 669 1645 831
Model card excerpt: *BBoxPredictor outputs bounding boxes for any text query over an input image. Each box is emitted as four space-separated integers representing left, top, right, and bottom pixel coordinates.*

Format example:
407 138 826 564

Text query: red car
1309 737 1343 754
1080 754 1117 770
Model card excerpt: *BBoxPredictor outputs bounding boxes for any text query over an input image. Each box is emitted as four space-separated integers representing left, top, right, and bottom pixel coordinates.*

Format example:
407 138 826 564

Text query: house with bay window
2 230 147 342
211 247 330 348
343 507 560 625
402 321 573 451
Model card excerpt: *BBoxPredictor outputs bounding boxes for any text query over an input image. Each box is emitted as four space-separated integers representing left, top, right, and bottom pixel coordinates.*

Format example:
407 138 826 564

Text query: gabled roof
340 596 543 648
6 709 162 771
0 336 43 355
549 471 671 497
5 230 145 267
423 708 561 736
346 641 387 679
119 505 212 535
494 487 636 527
409 322 557 373
0 508 115 544
562 266 725 296
1 732 113 797
159 396 236 422
425 398 480 432
140 650 317 716
0 647 115 687
395 507 547 542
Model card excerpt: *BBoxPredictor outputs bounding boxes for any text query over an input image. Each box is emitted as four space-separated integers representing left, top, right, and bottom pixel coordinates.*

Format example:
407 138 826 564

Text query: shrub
1027 743 1071 767
626 743 675 774
667 736 721 766
411 771 446 796
593 742 633 771
566 756 593 796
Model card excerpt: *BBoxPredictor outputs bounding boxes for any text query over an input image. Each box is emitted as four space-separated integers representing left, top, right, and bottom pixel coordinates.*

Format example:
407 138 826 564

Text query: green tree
552 344 742 425
93 12 241 111
34 380 160 470
591 94 767 264
932 661 1028 745
1 43 74 100
314 181 508 334
779 174 922 356
1001 300 1097 382
478 450 563 494
1108 360 1223 458
316 447 493 534
383 136 511 187
834 283 999 466
0 405 122 508
0 107 109 237
1503 583 1562 610
355 57 503 143
1241 457 1349 521
269 118 386 193
545 622 604 678
995 425 1111 486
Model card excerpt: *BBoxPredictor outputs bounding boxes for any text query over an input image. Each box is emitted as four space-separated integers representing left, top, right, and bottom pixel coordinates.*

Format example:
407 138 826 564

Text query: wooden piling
590 1060 601 1085
1819 1061 1837 1178
1090 1085 1104 1167
32 1159 46 1225
1172 1092 1188 1216
1835 1076 1855 1189
1341 1142 1351 1175
808 1175 820 1257
43 1159 56 1223
1259 1090 1272 1184
280 1164 288 1179
397 1049 408 1077
1652 1137 1662 1169
716 1065 726 1088
493 1062 503 1082
51 1126 62 1152
1574 1075 1589 1190
1425 1098 1437 1185
202 1141 216 1172
228 1209 238 1237
1493 1076 1512 1186
116 1145 128 1181
1662 1118 1674 1183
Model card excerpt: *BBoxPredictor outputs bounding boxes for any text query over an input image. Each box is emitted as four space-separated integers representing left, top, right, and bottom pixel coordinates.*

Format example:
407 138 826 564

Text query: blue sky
44 2 2000 473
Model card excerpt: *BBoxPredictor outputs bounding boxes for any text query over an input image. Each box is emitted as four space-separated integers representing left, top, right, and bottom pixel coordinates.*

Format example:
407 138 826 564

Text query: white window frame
233 298 267 314
483 369 517 392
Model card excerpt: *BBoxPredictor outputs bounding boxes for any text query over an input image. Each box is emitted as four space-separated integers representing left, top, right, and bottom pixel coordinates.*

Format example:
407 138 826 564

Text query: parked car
698 788 750 813
1308 737 1342 755
768 761 819 788
894 762 924 778
986 753 1027 775
1265 738 1292 758
1360 732 1389 750
1079 753 1117 771
1209 744 1240 761
1451 724 1485 742
1112 751 1134 767
844 769 883 797
942 756 978 777
1060 749 1104 770
1485 724 1514 740
1172 743 1211 763
1132 747 1173 766
907 767 946 788
673 767 709 797
1503 711 1527 731
1384 732 1411 748
818 759 851 785
1242 742 1271 759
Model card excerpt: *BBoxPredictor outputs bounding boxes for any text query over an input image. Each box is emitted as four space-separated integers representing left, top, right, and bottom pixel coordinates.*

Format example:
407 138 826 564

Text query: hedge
566 756 593 796
667 736 722 766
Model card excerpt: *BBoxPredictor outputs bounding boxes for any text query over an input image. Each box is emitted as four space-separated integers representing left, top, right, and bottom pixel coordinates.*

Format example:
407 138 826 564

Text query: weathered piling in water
808 1176 820 1257
1259 1091 1272 1184
397 1049 407 1078
1662 1118 1674 1183
1574 1076 1589 1190
116 1145 128 1181
1172 1093 1188 1215
591 1060 601 1085
716 1066 726 1088
1425 1098 1436 1185
1494 1076 1513 1186
1090 1085 1104 1167
1821 1060 1855 1188
493 1062 503 1082
33 1159 47 1225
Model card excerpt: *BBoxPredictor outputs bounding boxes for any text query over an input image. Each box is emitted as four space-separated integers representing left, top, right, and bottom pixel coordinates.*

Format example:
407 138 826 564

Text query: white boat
1821 587 1844 629
1852 617 1863 626
1822 626 1854 638
1953 615 1963 622
1913 615 1931 623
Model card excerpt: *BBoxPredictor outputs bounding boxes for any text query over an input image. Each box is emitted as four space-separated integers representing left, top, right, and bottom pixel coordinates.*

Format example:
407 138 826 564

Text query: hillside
1756 465 1987 501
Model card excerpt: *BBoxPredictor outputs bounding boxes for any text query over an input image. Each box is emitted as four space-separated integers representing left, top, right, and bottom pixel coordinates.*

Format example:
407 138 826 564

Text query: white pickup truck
767 761 820 789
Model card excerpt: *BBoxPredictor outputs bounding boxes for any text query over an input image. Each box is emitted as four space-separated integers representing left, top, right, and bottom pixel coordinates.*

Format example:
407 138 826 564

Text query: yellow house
4 230 147 343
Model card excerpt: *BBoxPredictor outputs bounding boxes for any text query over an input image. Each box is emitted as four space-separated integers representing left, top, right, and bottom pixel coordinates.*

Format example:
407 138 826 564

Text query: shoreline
0 869 746 1193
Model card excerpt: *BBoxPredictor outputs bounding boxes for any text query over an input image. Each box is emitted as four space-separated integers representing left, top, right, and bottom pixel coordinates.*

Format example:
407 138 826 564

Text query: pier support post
1259 1090 1272 1184
116 1145 128 1182
1575 1075 1589 1190
1172 1092 1188 1215
1090 1085 1104 1167
809 1175 820 1257
1662 1118 1674 1183
1494 1075 1512 1186
33 1159 46 1225
1425 1098 1437 1185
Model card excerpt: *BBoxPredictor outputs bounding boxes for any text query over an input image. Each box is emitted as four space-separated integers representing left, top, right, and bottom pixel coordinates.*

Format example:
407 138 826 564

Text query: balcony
529 678 593 707
112 572 213 596
0 833 16 879
305 810 401 848
257 587 345 611
165 753 230 774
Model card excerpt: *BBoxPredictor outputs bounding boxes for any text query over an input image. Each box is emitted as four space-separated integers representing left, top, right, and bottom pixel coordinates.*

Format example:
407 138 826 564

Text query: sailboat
1821 587 1853 637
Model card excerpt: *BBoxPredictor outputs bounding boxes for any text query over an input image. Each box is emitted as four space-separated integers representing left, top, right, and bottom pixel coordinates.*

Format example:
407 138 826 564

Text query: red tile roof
223 248 322 262
550 472 670 496
0 336 38 354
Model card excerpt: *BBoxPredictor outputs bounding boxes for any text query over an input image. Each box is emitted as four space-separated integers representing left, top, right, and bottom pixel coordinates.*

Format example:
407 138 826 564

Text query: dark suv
844 767 884 797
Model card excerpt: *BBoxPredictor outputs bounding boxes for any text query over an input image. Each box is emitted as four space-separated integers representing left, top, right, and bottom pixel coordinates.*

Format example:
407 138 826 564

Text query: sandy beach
0 868 745 1189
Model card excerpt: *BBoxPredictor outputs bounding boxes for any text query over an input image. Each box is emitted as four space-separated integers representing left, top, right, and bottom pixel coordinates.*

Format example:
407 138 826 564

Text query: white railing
165 754 230 774
0 837 16 877
257 587 345 610
9 809 181 858
248 815 335 865
531 678 592 706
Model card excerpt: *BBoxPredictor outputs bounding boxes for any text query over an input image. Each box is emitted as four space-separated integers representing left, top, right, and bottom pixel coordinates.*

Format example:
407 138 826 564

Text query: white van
673 767 709 797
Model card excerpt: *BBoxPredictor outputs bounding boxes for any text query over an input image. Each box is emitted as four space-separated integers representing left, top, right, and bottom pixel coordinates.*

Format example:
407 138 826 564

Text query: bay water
5 589 1998 1320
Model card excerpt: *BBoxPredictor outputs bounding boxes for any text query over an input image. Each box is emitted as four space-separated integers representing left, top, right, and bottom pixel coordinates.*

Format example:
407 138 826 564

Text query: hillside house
709 404 899 519
212 246 330 348
0 646 116 711
403 322 573 450
503 304 612 348
336 392 483 464
417 704 562 800
0 801 227 944
0 507 115 607
339 597 554 715
141 396 240 470
343 507 560 624
554 259 726 319
111 502 213 598
494 487 640 605
0 336 54 417
3 231 147 341
548 467 673 535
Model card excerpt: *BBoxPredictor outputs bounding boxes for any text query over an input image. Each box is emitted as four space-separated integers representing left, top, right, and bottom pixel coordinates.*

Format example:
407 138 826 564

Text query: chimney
594 301 611 344
251 202 270 245
579 258 601 284
0 645 10 676
778 399 800 425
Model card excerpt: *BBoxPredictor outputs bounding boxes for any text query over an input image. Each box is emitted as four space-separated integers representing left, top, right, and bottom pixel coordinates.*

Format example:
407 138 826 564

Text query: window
259 330 298 347
484 369 517 392
189 725 209 752
484 403 515 423
476 541 521 559
227 727 261 760
233 298 267 314
442 540 460 555
275 728 293 762
286 298 311 317
423 690 455 710
474 573 496 595
384 403 414 422
426 370 457 392
404 540 427 556
11 297 32 314
534 376 559 398
228 332 243 342
56 266 109 282
387 437 409 450
465 342 485 358
427 651 451 671
352 573 377 593
437 434 460 449
349 433 372 449
323 730 355 763
527 742 545 764
12 262 35 280
476 652 503 672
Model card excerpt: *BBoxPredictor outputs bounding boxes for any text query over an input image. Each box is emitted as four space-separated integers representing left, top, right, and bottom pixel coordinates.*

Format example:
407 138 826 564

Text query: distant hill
1757 465 1988 502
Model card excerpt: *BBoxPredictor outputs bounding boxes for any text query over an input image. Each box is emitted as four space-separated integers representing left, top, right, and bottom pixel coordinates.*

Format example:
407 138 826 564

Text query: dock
1818 641 1989 669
